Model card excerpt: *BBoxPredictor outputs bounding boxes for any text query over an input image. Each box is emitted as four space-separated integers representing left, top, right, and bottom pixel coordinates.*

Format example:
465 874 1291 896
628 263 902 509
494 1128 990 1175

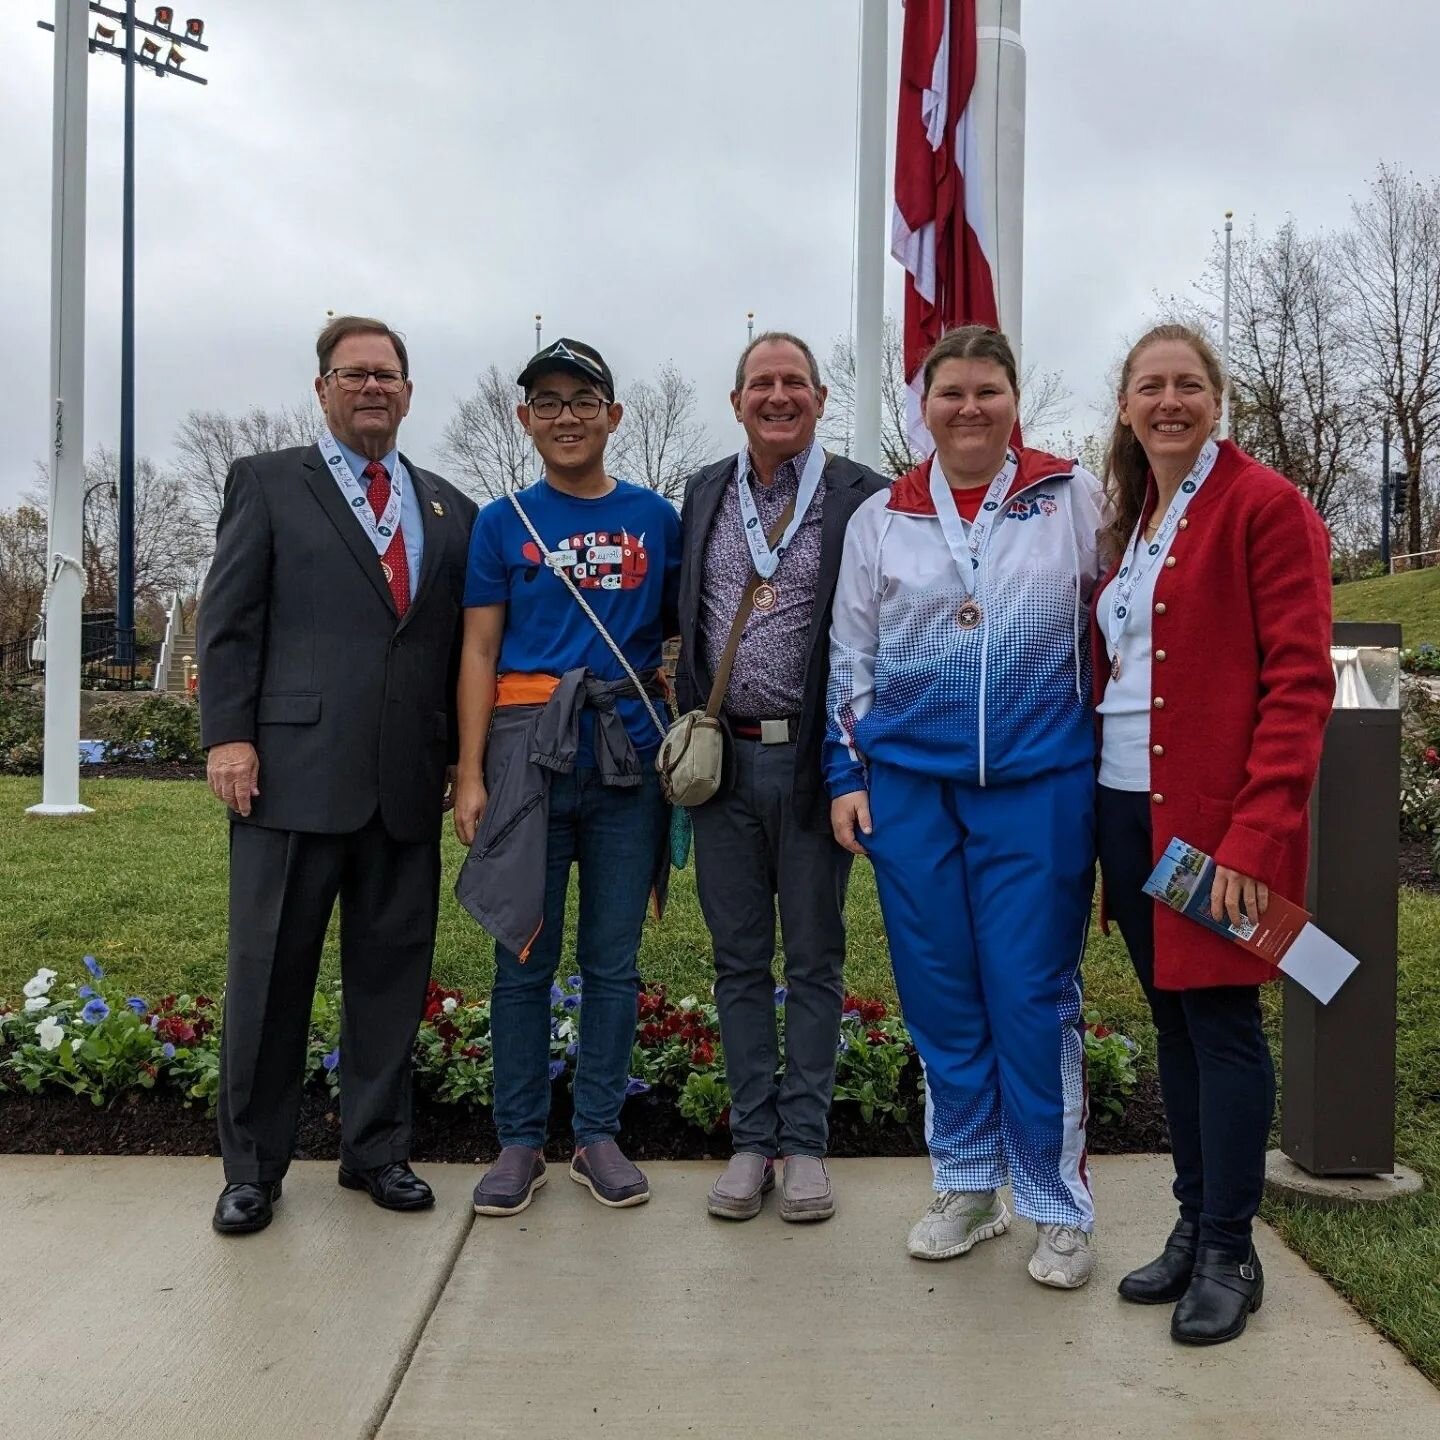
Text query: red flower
639 1023 664 1046
1426 747 1440 768
435 1019 460 1045
866 1028 888 1046
461 1045 486 1061
155 1014 196 1047
859 999 887 1023
1091 1023 1112 1039
193 995 213 1009
691 1040 715 1066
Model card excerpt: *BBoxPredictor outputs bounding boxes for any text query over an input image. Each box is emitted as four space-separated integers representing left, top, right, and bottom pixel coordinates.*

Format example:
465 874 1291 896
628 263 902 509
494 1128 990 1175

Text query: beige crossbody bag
656 491 799 807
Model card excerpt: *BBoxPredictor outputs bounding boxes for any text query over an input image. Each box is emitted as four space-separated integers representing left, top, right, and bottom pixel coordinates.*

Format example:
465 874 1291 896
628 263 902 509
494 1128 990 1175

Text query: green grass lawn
1 776 1438 1382
1334 566 1440 649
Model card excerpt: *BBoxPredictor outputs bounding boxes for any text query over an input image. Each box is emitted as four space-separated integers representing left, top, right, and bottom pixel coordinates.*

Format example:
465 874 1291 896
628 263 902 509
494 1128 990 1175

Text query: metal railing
0 612 157 687
1388 548 1440 574
152 590 182 692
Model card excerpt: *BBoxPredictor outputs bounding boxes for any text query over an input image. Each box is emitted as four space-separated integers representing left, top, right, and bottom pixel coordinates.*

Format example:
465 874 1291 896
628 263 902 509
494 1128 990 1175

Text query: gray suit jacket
674 451 889 833
198 444 478 843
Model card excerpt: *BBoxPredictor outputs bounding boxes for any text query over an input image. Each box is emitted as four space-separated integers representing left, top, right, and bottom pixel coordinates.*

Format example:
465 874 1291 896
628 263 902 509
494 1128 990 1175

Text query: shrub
0 684 44 775
89 693 201 763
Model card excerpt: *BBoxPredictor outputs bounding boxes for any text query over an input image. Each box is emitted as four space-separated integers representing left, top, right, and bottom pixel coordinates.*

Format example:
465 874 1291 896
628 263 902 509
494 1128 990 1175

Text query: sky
3 0 1439 510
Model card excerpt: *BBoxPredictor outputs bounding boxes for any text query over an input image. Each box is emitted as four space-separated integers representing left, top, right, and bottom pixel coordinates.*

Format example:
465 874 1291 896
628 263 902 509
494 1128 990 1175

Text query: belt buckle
760 719 790 745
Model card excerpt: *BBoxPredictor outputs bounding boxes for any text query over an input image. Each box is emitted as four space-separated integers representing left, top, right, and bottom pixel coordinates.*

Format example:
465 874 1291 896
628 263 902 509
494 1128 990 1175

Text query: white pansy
22 975 53 999
24 996 49 1013
35 1016 64 1051
678 995 698 1010
71 1038 84 1053
442 997 458 1014
557 1017 577 1041
36 968 57 982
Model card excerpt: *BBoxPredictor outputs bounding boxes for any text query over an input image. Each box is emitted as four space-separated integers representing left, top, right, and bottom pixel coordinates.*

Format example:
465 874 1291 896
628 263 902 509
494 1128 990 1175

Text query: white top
1096 562 1160 791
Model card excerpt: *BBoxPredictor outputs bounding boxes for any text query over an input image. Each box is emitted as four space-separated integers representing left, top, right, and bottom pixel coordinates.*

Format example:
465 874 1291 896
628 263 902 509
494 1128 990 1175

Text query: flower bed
0 961 1161 1159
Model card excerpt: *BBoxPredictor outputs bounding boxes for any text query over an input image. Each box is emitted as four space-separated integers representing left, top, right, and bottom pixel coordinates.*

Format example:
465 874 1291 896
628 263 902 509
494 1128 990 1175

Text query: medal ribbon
927 453 1018 603
735 442 826 580
317 428 404 558
1103 439 1218 654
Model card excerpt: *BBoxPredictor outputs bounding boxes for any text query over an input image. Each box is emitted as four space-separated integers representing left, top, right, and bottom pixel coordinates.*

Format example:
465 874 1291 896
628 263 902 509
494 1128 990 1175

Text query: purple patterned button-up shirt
699 441 825 718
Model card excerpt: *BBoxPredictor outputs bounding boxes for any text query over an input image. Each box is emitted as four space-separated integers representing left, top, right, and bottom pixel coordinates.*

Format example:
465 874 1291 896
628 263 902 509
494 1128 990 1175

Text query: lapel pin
430 500 445 517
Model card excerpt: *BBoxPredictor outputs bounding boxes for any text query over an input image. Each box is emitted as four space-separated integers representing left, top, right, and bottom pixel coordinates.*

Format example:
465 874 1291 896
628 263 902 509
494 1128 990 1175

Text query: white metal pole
30 0 92 818
1220 209 1234 440
975 0 1027 364
852 0 887 470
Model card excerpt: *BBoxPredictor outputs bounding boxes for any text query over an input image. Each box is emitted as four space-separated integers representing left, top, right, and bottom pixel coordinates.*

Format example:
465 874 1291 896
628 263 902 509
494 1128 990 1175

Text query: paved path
1 1156 1435 1439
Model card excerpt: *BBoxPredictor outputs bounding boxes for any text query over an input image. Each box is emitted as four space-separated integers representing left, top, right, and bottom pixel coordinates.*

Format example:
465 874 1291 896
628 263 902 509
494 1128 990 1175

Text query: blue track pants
864 760 1096 1230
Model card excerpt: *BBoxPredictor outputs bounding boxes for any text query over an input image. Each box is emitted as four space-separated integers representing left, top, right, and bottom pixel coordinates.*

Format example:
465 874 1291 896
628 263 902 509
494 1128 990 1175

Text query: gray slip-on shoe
569 1139 651 1208
472 1146 546 1216
707 1153 775 1220
779 1155 834 1223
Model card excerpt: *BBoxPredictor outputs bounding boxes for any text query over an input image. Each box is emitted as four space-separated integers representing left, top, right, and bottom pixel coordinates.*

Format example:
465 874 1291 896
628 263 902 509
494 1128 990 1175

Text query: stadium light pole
38 4 210 671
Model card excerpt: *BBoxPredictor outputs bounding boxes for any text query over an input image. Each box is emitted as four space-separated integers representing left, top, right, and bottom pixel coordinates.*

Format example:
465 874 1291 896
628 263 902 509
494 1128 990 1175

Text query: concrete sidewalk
0 1156 1435 1439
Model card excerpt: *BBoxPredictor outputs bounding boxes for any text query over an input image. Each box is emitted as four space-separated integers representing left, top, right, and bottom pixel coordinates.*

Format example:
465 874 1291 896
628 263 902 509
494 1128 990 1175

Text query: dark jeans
691 738 851 1157
1097 785 1274 1258
491 766 668 1151
220 815 439 1183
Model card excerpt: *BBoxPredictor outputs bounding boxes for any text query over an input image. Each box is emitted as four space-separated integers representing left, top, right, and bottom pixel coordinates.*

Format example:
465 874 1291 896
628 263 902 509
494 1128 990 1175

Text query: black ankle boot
1172 1245 1264 1345
1117 1219 1198 1304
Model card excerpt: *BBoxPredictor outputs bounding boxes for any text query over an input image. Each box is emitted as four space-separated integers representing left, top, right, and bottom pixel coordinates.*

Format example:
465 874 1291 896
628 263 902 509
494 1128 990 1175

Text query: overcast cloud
3 0 1438 509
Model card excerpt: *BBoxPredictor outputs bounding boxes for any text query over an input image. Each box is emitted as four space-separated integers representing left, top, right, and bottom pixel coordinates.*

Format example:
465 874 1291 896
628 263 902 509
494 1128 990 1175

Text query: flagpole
29 0 92 818
1220 209 1234 440
977 0 1027 360
852 0 887 470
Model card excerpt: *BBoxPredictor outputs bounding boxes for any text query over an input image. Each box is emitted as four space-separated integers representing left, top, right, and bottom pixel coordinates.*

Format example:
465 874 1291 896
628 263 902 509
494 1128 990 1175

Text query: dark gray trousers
690 738 851 1157
219 815 440 1182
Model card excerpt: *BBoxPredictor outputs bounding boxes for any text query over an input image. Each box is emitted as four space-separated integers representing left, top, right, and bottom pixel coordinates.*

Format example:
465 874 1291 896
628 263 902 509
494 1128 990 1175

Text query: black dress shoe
1117 1219 1198 1305
1172 1245 1264 1345
213 1180 282 1235
338 1160 435 1212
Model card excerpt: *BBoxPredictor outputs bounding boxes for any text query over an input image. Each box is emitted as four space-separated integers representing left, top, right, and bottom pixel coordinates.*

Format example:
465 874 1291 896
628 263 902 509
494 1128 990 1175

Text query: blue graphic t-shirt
464 478 681 761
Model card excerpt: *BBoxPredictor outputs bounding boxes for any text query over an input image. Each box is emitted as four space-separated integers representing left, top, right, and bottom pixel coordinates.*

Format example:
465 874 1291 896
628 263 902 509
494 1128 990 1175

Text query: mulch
0 1070 1170 1164
78 762 206 781
1398 838 1440 893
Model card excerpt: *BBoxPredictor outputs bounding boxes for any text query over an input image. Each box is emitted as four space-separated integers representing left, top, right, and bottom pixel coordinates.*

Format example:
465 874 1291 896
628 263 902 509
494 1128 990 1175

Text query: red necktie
363 460 410 617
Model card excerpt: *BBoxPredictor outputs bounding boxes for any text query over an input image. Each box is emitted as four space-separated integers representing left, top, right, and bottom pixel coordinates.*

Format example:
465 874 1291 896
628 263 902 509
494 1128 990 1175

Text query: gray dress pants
690 738 851 1157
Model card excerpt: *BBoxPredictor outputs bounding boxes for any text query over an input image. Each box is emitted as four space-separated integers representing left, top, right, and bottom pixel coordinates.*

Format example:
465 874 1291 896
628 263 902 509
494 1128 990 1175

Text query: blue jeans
491 766 667 1150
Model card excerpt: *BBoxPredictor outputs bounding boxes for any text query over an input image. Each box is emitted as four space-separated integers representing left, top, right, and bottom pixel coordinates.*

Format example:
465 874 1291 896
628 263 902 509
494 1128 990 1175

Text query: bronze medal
381 561 394 583
752 581 778 613
1110 654 1122 682
956 598 983 630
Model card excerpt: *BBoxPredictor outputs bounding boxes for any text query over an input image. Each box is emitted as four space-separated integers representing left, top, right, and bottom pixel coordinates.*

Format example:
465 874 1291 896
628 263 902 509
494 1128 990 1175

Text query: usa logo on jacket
1007 493 1059 521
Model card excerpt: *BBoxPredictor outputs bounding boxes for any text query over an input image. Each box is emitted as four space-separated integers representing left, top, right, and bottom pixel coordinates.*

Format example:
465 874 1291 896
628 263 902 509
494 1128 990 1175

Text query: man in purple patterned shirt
675 333 889 1223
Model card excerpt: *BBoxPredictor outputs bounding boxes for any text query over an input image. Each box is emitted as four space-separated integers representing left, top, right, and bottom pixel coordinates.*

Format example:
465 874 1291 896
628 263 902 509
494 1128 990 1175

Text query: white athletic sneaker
906 1189 1011 1260
1028 1223 1095 1289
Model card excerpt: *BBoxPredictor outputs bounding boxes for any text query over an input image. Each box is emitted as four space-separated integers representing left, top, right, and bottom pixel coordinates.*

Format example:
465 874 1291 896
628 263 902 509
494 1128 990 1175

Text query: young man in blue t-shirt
454 338 680 1216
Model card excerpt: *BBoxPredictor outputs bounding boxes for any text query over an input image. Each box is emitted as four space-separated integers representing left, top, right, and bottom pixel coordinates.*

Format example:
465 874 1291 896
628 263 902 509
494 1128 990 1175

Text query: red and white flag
892 0 1001 452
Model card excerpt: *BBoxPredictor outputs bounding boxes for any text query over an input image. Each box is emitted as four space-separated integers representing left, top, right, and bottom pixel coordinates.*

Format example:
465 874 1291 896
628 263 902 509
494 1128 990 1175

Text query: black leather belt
729 716 799 744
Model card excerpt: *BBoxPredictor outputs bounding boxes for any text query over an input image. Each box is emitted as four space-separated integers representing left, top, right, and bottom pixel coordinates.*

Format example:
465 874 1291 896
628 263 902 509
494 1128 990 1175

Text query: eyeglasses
527 393 606 420
325 367 408 393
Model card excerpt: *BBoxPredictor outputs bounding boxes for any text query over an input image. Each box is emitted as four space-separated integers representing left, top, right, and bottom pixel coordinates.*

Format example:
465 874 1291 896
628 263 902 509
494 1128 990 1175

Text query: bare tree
440 364 534 502
822 315 923 477
823 314 1072 474
173 402 324 528
0 503 48 644
1340 163 1440 562
610 363 711 502
28 448 208 610
1193 219 1372 524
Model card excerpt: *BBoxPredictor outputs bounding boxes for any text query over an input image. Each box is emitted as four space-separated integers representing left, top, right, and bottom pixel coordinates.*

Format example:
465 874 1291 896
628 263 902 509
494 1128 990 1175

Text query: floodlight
185 17 205 42
140 36 161 60
154 7 174 29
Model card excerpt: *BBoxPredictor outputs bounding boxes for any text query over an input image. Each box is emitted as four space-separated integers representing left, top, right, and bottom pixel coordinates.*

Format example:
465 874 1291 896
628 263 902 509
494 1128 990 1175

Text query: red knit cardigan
1091 441 1335 989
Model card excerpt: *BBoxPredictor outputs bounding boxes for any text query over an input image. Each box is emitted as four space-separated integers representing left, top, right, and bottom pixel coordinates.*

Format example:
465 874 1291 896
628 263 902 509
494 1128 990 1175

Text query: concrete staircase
162 627 197 694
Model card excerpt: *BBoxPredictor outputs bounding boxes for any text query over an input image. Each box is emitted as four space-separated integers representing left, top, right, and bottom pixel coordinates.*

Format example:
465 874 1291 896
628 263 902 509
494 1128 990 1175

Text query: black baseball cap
517 338 615 401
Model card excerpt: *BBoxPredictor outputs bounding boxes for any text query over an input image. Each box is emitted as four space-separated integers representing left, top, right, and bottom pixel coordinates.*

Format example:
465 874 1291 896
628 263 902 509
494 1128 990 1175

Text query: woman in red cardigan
1093 324 1333 1346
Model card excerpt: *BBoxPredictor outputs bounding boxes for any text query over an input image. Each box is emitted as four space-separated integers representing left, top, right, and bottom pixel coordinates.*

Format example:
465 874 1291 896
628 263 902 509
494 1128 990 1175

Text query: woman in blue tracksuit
827 325 1105 1288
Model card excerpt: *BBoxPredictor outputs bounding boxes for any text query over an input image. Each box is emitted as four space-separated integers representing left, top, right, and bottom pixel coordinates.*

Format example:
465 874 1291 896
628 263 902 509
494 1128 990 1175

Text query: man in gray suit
675 332 888 1223
199 315 476 1234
